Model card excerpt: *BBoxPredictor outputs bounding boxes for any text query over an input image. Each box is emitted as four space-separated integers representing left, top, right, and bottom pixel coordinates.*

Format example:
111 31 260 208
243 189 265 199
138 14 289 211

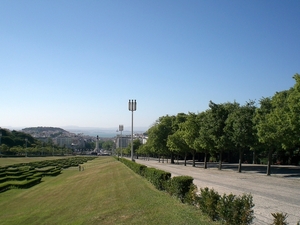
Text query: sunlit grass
0 157 217 225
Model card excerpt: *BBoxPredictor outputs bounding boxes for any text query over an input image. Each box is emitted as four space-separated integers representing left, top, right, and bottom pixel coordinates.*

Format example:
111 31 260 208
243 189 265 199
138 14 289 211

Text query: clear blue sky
1 0 299 131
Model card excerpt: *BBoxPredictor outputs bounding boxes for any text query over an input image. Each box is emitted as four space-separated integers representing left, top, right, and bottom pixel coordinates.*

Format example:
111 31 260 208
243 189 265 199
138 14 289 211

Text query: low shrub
44 169 61 176
17 177 42 188
184 183 199 206
270 212 288 225
165 176 194 203
217 193 254 225
144 167 171 190
0 182 11 193
198 187 220 221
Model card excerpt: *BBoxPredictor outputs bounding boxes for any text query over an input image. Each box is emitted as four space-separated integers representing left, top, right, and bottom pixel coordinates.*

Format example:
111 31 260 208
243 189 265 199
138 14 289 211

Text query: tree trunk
184 152 187 166
218 151 222 170
252 150 256 164
204 152 208 169
267 149 273 176
158 155 161 163
238 149 243 173
192 150 195 167
162 155 164 163
171 152 175 164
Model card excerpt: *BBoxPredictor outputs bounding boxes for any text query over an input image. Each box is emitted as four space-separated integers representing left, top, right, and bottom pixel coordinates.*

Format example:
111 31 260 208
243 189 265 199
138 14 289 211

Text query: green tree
254 97 281 175
136 142 152 159
167 130 191 166
209 101 238 170
181 112 201 167
126 138 142 158
102 140 114 150
287 74 300 148
196 110 215 169
166 113 189 164
225 101 257 172
147 115 174 162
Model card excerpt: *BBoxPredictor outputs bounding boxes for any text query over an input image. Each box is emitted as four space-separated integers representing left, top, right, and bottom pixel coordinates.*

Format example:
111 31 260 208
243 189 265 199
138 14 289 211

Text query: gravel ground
134 158 300 225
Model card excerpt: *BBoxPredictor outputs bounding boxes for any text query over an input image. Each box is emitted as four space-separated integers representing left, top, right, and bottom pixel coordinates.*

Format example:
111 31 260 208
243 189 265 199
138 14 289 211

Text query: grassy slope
0 157 216 225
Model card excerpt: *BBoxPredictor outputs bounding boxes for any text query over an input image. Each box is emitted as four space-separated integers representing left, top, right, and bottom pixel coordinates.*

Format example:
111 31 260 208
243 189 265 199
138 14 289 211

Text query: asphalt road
134 158 300 225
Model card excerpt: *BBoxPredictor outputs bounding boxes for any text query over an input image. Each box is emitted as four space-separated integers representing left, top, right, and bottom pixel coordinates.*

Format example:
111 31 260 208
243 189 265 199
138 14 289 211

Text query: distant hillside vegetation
0 128 38 148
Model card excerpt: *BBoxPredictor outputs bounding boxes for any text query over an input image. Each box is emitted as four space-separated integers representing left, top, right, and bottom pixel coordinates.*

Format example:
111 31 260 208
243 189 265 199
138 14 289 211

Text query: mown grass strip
0 156 218 225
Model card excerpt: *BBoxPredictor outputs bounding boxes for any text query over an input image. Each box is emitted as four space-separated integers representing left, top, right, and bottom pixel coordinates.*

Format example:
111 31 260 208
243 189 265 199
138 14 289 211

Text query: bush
270 212 288 225
198 187 220 221
119 158 147 176
182 183 198 205
165 176 194 203
144 167 171 190
217 193 254 225
0 182 11 192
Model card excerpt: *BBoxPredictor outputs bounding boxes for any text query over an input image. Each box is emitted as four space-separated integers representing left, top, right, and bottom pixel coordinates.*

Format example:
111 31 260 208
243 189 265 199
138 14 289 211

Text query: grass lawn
0 156 217 225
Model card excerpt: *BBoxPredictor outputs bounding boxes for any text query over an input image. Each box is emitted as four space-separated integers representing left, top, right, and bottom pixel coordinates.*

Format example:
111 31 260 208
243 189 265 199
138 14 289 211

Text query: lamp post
25 138 28 157
128 100 137 161
119 125 123 158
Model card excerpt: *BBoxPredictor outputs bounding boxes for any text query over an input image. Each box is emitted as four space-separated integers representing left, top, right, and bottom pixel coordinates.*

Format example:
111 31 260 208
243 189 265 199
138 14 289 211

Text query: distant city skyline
1 1 299 129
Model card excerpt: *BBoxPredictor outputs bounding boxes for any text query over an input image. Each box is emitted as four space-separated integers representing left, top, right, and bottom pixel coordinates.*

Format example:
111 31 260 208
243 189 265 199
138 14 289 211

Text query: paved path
134 158 300 225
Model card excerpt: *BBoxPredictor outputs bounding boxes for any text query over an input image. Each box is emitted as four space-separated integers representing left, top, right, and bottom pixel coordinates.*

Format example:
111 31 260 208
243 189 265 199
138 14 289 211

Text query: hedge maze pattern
0 157 96 193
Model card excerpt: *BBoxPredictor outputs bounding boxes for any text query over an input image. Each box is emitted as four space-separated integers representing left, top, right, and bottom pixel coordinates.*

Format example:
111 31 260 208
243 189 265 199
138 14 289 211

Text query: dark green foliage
11 177 42 189
144 167 171 190
198 187 220 221
119 157 147 176
0 128 37 149
118 157 172 191
271 212 288 225
0 182 11 192
165 176 194 202
196 187 255 224
217 193 254 225
0 177 42 192
183 183 199 205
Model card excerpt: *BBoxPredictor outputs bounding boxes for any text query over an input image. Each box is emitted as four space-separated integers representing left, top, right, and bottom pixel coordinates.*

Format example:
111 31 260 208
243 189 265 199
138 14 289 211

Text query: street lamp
119 125 123 158
128 100 137 161
25 138 28 157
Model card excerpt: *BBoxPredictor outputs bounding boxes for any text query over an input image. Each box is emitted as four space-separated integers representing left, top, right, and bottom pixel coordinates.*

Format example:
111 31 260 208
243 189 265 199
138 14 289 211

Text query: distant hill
22 127 71 139
22 127 67 133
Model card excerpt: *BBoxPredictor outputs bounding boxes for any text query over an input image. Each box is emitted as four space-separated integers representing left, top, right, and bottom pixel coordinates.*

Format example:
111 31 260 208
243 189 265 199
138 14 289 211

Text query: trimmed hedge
119 158 147 176
144 167 171 190
10 177 42 189
0 182 11 193
0 177 42 192
0 156 96 193
116 157 255 225
165 176 194 202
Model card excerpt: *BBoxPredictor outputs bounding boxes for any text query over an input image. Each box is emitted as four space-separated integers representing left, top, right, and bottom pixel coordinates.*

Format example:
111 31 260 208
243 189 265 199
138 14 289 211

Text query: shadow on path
142 158 300 178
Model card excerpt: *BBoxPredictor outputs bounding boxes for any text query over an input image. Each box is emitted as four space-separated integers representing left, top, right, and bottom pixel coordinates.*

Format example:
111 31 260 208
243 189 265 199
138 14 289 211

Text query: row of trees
136 74 300 175
115 139 143 157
